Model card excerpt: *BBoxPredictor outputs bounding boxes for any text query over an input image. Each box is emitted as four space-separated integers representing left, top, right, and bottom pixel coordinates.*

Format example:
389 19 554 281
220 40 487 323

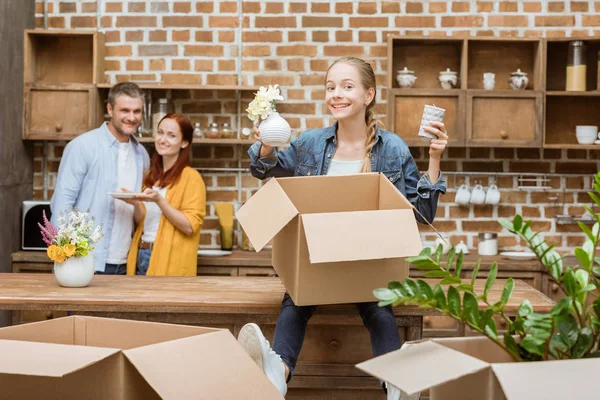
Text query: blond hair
326 57 383 173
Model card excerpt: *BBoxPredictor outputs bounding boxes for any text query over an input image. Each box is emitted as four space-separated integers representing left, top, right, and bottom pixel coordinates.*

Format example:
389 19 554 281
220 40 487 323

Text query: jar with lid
206 122 221 139
478 233 498 256
566 40 587 91
152 98 171 136
193 122 203 138
220 123 234 139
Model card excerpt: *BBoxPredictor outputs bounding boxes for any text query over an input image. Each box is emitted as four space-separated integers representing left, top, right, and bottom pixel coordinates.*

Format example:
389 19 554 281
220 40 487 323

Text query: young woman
237 57 448 400
123 113 206 276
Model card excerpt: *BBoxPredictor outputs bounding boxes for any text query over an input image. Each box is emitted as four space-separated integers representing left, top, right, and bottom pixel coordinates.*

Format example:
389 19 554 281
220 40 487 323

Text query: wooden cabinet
387 37 546 147
23 84 100 140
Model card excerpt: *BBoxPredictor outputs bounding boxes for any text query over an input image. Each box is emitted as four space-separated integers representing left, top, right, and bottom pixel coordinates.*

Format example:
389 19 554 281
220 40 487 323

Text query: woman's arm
248 135 301 179
156 196 194 236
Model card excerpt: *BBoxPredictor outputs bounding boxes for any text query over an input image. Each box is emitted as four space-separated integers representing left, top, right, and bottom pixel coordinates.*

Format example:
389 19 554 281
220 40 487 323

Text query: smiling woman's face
325 62 374 121
155 118 188 157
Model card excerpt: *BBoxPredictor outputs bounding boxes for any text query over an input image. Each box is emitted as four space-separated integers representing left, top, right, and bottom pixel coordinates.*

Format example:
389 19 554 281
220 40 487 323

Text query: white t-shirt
141 186 168 243
106 141 137 264
326 159 364 176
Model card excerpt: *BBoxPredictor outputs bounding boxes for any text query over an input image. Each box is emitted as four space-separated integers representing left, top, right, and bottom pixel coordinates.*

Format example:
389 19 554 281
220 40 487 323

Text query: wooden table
0 273 553 399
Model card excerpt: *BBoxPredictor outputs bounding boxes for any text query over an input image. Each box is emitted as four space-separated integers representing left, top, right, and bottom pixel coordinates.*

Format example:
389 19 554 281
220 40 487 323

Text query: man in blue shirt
51 82 150 274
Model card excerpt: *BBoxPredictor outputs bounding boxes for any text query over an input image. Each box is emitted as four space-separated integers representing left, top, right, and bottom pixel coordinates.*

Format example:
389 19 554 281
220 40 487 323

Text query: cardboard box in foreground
236 173 423 306
357 335 599 399
0 316 282 400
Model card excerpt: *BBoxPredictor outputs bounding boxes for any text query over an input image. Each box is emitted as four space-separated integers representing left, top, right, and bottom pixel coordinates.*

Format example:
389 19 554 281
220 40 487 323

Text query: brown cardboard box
0 316 282 400
236 173 423 306
356 335 599 399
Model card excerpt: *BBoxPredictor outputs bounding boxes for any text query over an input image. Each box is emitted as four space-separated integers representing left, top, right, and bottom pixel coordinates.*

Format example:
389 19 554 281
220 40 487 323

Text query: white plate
500 251 537 261
197 249 233 257
108 192 144 199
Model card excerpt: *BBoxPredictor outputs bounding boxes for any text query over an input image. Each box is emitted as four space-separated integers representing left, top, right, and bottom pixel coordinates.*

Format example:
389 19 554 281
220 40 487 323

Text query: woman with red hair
123 113 206 276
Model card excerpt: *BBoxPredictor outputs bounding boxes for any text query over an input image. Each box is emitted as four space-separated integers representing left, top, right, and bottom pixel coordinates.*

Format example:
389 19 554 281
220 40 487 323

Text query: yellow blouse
127 166 206 276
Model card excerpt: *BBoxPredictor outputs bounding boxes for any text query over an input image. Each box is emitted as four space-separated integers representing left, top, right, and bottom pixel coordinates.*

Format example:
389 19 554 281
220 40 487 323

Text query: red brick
277 103 317 114
545 30 567 38
536 16 575 26
185 45 224 57
359 31 377 42
150 30 167 41
104 60 121 71
174 2 192 13
139 45 178 57
498 206 517 218
556 162 598 174
254 75 295 86
276 45 318 57
349 17 389 28
163 16 204 27
194 60 213 71
195 31 213 42
242 2 260 12
243 31 282 42
172 59 191 70
127 2 145 12
195 2 214 13
243 46 271 57
452 1 471 12
263 59 282 71
428 2 447 12
125 31 144 42
312 31 330 42
219 31 235 42
395 16 436 27
548 2 565 12
105 1 122 12
463 220 504 232
219 1 237 12
521 206 541 218
477 2 494 12
172 30 190 41
71 16 95 28
335 2 353 13
116 16 157 27
498 1 518 11
289 2 306 12
523 2 542 12
125 59 142 71
358 2 377 14
323 46 365 57
150 2 169 12
310 60 330 71
311 2 330 13
583 16 600 26
256 17 297 28
49 17 66 28
382 2 400 13
335 30 353 42
419 221 457 233
442 16 484 27
302 16 344 28
571 1 589 12
149 59 166 71
488 16 529 27
105 45 132 57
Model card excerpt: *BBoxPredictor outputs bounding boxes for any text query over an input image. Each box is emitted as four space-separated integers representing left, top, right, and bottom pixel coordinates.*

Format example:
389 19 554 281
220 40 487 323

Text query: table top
0 273 554 316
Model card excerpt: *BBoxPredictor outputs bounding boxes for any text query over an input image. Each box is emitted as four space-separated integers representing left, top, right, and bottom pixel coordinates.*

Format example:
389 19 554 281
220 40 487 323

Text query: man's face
107 95 143 136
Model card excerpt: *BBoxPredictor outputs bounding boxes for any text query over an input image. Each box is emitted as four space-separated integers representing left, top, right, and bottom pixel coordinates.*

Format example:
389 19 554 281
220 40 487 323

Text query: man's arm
50 140 88 225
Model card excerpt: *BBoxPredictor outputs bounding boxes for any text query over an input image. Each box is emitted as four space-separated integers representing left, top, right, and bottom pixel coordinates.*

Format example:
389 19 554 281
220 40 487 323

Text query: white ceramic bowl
576 125 598 144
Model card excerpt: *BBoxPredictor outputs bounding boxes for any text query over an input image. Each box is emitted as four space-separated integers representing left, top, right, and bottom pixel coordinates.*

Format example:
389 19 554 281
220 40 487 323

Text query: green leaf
483 262 498 302
594 266 600 276
411 258 442 271
498 218 515 233
455 251 464 278
558 315 579 348
575 269 590 289
594 298 600 319
577 284 596 294
440 276 462 285
575 248 591 270
563 269 577 296
478 308 494 330
424 270 450 278
457 284 474 292
417 280 433 300
551 297 573 319
572 327 594 358
462 292 480 326
518 299 533 318
446 246 456 271
578 222 595 242
513 215 523 232
373 288 397 302
501 278 515 305
484 319 498 340
503 332 520 359
470 259 481 288
434 244 443 265
447 286 461 317
588 192 600 209
433 284 446 310
521 335 546 356
404 279 420 297
406 254 430 264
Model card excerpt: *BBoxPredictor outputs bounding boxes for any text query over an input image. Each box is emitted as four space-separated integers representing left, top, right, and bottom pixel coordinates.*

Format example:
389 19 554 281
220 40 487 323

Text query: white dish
595 139 600 145
197 249 233 257
500 251 537 261
108 192 144 199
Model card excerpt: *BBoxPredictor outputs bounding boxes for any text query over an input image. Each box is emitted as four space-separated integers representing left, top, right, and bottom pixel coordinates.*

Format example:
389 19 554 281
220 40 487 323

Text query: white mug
455 184 470 205
470 184 486 205
485 183 501 205
483 72 495 90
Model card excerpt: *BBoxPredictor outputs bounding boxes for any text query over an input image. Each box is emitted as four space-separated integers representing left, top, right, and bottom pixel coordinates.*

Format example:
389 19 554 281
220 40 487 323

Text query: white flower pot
54 255 95 288
259 112 291 147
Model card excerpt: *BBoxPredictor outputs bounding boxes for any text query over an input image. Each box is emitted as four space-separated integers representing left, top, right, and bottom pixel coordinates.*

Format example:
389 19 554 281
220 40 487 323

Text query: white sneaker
386 382 420 400
238 323 287 397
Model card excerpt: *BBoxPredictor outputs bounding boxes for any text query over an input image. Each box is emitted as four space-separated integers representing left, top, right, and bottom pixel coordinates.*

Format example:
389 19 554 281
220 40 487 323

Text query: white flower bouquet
245 84 291 147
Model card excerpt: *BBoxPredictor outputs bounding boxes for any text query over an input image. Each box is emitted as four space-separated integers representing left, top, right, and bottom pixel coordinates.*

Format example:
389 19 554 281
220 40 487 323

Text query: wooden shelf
388 88 461 96
546 91 600 97
543 144 600 150
97 83 260 91
544 95 600 147
137 137 253 145
467 89 539 98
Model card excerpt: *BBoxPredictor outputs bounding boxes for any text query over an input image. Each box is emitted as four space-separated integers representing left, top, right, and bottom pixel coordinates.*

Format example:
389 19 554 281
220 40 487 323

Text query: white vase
54 255 95 288
259 112 291 147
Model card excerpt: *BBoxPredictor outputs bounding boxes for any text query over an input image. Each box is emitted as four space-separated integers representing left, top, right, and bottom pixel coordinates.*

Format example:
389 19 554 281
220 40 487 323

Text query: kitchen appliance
22 201 51 250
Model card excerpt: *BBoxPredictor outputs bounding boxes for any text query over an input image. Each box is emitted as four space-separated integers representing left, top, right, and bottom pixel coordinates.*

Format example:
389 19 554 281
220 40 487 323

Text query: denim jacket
248 122 447 224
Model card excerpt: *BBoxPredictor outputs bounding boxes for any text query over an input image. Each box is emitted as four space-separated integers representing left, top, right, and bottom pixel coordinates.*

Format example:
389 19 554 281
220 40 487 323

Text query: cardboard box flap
0 339 119 377
492 358 600 399
302 209 422 264
235 178 299 252
356 341 490 396
124 330 282 399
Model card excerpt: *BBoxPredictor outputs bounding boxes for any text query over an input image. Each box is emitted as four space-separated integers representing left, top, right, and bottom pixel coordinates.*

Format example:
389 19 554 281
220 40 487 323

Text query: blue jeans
96 263 127 275
272 292 401 381
136 248 151 275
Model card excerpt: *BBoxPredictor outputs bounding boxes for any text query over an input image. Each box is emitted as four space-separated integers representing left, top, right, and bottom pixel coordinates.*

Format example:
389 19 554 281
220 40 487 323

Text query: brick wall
33 0 600 252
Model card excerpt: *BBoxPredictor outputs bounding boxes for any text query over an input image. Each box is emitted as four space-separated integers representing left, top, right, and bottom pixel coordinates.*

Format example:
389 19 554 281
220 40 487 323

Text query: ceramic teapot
509 68 529 90
438 68 458 89
396 67 417 88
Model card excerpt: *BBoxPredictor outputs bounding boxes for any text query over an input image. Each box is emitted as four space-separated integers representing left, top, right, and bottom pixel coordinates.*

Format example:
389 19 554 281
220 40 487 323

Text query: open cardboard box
236 173 423 306
0 316 282 400
356 335 599 399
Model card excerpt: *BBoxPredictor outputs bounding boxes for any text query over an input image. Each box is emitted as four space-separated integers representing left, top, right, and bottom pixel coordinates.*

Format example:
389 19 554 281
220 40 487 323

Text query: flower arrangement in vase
39 208 103 287
246 84 291 147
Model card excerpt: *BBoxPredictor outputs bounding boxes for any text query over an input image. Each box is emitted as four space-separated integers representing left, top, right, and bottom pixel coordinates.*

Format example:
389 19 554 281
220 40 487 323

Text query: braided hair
326 57 383 173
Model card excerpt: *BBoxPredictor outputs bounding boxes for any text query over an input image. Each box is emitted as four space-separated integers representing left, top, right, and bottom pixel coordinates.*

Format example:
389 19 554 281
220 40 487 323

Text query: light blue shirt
50 123 150 271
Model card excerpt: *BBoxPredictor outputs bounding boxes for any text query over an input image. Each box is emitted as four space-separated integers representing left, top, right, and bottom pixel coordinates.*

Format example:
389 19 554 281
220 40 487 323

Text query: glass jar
478 233 498 256
206 122 221 139
220 123 234 139
193 122 203 138
152 98 170 136
566 40 586 91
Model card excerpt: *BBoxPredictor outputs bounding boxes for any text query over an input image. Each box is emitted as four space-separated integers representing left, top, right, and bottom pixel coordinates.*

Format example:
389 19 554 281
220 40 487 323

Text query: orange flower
62 243 76 257
53 247 66 263
47 245 59 261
